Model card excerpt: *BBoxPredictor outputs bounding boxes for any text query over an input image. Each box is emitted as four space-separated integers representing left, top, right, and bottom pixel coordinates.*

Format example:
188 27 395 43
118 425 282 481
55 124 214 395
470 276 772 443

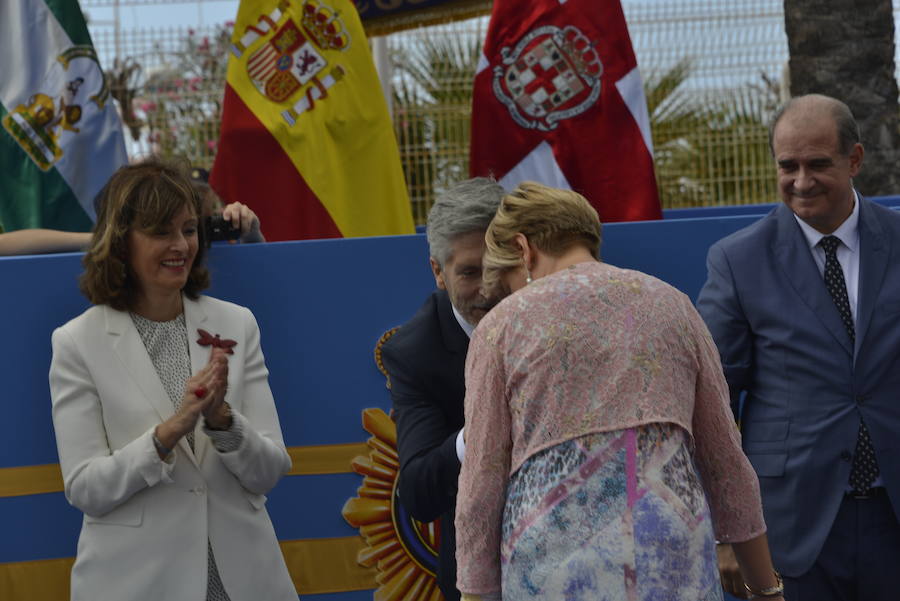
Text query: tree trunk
784 0 900 196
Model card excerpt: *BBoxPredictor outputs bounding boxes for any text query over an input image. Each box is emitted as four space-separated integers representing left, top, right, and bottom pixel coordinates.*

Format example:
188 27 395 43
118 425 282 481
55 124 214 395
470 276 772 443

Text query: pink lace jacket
455 261 766 594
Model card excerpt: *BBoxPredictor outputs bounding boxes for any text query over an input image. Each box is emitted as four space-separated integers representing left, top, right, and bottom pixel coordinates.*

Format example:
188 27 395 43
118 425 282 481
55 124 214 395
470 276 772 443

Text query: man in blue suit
380 178 504 601
697 94 900 600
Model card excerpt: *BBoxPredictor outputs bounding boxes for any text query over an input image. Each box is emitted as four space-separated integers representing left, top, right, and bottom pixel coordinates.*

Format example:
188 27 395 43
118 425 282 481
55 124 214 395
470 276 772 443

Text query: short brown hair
483 181 602 295
769 94 860 156
80 158 210 310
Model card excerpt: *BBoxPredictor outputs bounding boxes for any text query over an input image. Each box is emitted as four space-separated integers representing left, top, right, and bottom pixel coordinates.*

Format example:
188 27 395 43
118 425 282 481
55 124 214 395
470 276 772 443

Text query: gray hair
769 94 860 156
426 177 505 266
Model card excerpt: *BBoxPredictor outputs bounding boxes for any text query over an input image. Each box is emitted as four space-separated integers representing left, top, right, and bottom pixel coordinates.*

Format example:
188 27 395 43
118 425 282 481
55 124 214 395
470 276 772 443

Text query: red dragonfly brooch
196 329 237 355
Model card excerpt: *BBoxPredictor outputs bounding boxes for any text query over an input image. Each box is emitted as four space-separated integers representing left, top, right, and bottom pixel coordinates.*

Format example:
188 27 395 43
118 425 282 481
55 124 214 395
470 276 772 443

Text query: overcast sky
83 0 240 31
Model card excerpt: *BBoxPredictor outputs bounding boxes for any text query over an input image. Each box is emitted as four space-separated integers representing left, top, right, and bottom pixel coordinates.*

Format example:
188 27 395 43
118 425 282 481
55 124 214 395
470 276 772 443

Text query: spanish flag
211 0 414 240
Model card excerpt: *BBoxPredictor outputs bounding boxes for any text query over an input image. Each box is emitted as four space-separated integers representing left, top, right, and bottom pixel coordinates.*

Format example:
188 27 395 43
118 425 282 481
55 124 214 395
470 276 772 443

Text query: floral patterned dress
455 261 765 600
501 425 722 601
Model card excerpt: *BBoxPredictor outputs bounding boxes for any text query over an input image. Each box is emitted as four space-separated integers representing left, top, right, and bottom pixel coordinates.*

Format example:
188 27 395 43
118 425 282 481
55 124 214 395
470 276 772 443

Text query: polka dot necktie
820 235 879 493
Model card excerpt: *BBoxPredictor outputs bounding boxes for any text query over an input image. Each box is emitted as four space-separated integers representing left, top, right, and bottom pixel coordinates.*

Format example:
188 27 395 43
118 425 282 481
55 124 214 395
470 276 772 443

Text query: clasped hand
155 348 230 453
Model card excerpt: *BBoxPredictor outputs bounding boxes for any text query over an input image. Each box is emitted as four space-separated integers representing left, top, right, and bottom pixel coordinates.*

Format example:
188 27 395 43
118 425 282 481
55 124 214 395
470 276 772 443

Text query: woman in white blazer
48 159 297 601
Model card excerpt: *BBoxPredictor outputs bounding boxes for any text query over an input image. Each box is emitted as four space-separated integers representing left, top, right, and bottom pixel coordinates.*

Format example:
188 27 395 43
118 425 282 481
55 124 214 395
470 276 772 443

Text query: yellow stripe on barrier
0 556 73 601
287 442 369 476
283 537 377 594
0 442 369 498
0 537 375 599
0 464 63 498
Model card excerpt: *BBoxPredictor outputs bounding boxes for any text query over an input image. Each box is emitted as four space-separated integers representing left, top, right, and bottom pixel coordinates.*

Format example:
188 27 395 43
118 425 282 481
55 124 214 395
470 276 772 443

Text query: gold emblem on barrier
341 329 444 600
342 408 444 601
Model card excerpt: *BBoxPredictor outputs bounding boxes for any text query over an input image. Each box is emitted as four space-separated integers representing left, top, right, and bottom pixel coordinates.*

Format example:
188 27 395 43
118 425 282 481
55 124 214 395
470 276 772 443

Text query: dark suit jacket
697 197 900 576
380 290 467 601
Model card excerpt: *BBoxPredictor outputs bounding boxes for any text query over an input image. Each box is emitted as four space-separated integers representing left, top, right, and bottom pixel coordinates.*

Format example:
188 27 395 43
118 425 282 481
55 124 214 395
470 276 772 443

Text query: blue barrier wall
661 194 900 220
2 198 896 598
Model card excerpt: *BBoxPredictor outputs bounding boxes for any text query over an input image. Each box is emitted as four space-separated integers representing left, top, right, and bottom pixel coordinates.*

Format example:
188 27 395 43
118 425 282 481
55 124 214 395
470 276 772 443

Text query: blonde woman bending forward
455 183 783 601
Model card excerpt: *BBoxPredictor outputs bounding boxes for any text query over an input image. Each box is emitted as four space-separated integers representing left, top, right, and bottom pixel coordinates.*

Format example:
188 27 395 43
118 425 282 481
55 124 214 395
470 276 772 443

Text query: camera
205 215 242 242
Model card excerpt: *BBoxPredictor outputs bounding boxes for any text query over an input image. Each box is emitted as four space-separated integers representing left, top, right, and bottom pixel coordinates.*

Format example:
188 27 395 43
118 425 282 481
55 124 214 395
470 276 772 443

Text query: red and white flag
470 0 661 221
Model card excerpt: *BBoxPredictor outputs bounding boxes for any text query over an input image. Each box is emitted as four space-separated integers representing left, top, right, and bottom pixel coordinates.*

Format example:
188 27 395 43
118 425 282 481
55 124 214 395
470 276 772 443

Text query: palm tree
646 60 780 207
783 0 900 195
391 33 482 223
392 33 782 214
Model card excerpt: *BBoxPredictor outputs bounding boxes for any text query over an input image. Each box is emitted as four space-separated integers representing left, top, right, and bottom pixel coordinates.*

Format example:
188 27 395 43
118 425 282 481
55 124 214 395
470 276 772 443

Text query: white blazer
49 295 297 601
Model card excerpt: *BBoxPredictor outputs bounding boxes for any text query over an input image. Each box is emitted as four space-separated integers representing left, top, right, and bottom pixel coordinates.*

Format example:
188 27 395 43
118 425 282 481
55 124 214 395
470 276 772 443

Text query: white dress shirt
451 304 475 461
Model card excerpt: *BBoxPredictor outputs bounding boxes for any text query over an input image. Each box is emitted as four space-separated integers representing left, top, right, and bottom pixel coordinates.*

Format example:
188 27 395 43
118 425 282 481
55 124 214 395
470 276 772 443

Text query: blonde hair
80 158 209 310
483 181 602 295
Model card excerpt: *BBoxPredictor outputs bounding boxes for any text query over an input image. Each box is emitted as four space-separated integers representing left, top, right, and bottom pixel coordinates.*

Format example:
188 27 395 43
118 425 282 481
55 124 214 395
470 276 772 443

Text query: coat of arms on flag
211 0 413 241
2 46 110 172
1 0 126 232
494 25 603 132
470 0 661 223
231 0 349 126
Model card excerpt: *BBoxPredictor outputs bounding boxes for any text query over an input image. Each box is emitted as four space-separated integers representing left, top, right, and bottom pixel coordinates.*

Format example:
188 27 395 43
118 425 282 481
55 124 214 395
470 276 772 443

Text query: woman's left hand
221 202 265 243
202 347 232 430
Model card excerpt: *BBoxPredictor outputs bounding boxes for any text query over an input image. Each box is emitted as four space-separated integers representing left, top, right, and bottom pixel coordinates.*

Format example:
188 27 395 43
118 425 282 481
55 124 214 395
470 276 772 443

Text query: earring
525 268 533 285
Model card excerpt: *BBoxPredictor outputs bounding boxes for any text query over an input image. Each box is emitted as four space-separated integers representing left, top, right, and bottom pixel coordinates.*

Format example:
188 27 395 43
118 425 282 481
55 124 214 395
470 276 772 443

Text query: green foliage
646 60 781 207
106 57 144 141
106 23 234 164
141 24 233 165
392 33 482 223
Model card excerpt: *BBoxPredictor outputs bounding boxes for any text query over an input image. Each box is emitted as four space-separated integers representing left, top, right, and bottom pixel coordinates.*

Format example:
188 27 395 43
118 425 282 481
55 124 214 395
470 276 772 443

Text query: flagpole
113 0 121 60
372 36 393 119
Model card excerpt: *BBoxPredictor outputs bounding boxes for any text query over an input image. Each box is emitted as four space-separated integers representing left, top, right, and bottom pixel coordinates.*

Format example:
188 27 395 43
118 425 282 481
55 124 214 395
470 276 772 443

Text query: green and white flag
0 0 127 233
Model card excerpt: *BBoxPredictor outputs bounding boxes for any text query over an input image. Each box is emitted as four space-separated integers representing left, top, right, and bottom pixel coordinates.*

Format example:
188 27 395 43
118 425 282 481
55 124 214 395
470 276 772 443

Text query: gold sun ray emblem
341 329 444 600
342 408 443 601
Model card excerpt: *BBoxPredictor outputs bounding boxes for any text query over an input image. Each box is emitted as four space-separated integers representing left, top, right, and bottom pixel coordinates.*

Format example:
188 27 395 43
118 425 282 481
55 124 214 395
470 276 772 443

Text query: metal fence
84 1 807 223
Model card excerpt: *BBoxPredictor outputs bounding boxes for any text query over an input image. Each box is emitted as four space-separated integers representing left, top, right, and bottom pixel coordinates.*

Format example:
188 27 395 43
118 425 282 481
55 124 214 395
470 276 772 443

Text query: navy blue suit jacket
380 290 466 601
697 197 900 576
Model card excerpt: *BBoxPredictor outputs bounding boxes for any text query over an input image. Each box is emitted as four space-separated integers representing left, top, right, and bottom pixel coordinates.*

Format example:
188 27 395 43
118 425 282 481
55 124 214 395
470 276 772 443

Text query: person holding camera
48 159 295 601
190 167 265 244
216 201 265 243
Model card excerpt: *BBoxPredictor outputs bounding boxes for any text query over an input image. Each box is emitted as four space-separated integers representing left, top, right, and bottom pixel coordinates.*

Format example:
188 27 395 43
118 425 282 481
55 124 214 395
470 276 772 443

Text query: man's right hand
717 542 749 599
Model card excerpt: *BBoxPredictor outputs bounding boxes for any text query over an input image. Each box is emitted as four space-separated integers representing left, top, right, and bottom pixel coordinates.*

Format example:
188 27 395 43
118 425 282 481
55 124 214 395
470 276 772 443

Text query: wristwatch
744 571 784 598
